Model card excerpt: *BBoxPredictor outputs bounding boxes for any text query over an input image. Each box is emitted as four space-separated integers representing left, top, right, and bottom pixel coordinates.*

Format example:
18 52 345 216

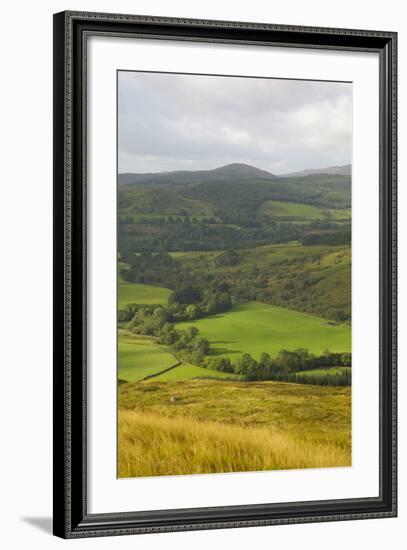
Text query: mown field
118 379 351 477
178 301 351 360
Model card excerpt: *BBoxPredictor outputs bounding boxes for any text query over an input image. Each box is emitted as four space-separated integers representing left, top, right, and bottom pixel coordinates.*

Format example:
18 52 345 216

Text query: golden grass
118 409 351 478
119 380 351 449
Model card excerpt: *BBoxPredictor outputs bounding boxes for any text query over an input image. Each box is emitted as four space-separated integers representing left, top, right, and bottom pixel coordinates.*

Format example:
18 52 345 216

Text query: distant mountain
118 163 275 186
119 162 352 186
281 164 351 178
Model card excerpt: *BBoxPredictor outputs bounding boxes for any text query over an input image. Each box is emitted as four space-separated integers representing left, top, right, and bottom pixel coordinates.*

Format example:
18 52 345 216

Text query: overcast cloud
118 71 352 175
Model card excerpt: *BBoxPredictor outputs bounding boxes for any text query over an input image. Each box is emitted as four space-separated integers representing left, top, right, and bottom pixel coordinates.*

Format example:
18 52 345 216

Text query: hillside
281 164 351 178
118 162 275 186
118 164 351 234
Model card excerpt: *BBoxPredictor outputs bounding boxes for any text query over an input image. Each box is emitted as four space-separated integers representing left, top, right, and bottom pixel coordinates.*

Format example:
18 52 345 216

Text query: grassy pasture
118 333 178 382
118 379 351 477
118 282 171 309
258 200 351 221
178 302 351 360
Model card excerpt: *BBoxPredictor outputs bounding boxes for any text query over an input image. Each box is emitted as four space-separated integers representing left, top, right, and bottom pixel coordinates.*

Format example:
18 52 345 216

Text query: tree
235 353 257 375
258 352 273 373
275 350 300 372
206 299 218 315
206 357 233 373
215 249 240 267
185 304 200 319
192 337 209 356
169 285 202 306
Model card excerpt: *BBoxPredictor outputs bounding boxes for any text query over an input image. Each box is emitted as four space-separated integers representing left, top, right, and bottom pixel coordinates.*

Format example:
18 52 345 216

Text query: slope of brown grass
118 409 351 478
119 379 351 448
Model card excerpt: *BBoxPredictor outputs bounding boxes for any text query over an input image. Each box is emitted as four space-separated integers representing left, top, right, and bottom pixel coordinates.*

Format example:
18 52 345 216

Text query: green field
118 333 178 382
178 302 350 360
118 282 171 309
258 200 351 221
119 333 242 382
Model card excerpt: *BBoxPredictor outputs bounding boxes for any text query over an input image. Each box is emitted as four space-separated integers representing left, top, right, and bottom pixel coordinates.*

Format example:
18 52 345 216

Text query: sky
118 71 352 175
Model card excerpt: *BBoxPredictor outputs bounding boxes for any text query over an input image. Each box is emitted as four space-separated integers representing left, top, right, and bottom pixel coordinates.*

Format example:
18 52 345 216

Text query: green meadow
178 302 351 360
258 200 351 222
118 332 242 383
118 282 171 309
118 332 178 382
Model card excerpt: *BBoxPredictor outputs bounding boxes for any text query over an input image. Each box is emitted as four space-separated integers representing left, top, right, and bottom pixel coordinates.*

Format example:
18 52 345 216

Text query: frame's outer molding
53 10 397 539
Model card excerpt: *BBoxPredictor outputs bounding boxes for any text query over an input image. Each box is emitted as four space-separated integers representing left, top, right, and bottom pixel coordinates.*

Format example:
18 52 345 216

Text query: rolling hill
118 163 351 227
281 164 351 178
118 162 275 186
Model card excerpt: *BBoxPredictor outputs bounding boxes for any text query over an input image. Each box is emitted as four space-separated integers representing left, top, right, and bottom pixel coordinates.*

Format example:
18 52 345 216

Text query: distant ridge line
118 162 351 185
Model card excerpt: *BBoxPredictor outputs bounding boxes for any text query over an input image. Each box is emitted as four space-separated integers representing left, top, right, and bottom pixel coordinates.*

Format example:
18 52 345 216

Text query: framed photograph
53 11 397 538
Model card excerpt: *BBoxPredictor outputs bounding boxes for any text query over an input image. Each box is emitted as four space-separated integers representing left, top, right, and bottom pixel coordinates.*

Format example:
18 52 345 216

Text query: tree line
204 348 351 385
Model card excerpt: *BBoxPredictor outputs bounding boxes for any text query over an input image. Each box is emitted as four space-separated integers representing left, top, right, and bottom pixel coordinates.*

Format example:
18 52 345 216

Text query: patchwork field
118 379 351 477
178 302 351 360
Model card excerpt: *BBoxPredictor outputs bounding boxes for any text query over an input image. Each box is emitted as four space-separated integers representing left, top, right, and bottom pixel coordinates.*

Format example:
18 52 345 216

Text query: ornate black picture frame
53 10 397 539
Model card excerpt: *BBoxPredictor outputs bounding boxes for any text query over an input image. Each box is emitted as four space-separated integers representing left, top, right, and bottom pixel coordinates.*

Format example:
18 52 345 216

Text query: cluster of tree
204 348 352 385
271 370 351 386
214 249 241 267
125 305 211 365
119 251 215 290
301 229 351 246
120 215 219 225
120 251 177 287
119 280 232 335
158 324 210 365
182 176 350 216
270 348 351 371
118 219 303 253
168 283 232 319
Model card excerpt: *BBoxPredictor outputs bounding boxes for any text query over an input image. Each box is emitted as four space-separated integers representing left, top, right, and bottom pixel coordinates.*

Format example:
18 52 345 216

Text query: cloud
118 71 352 174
